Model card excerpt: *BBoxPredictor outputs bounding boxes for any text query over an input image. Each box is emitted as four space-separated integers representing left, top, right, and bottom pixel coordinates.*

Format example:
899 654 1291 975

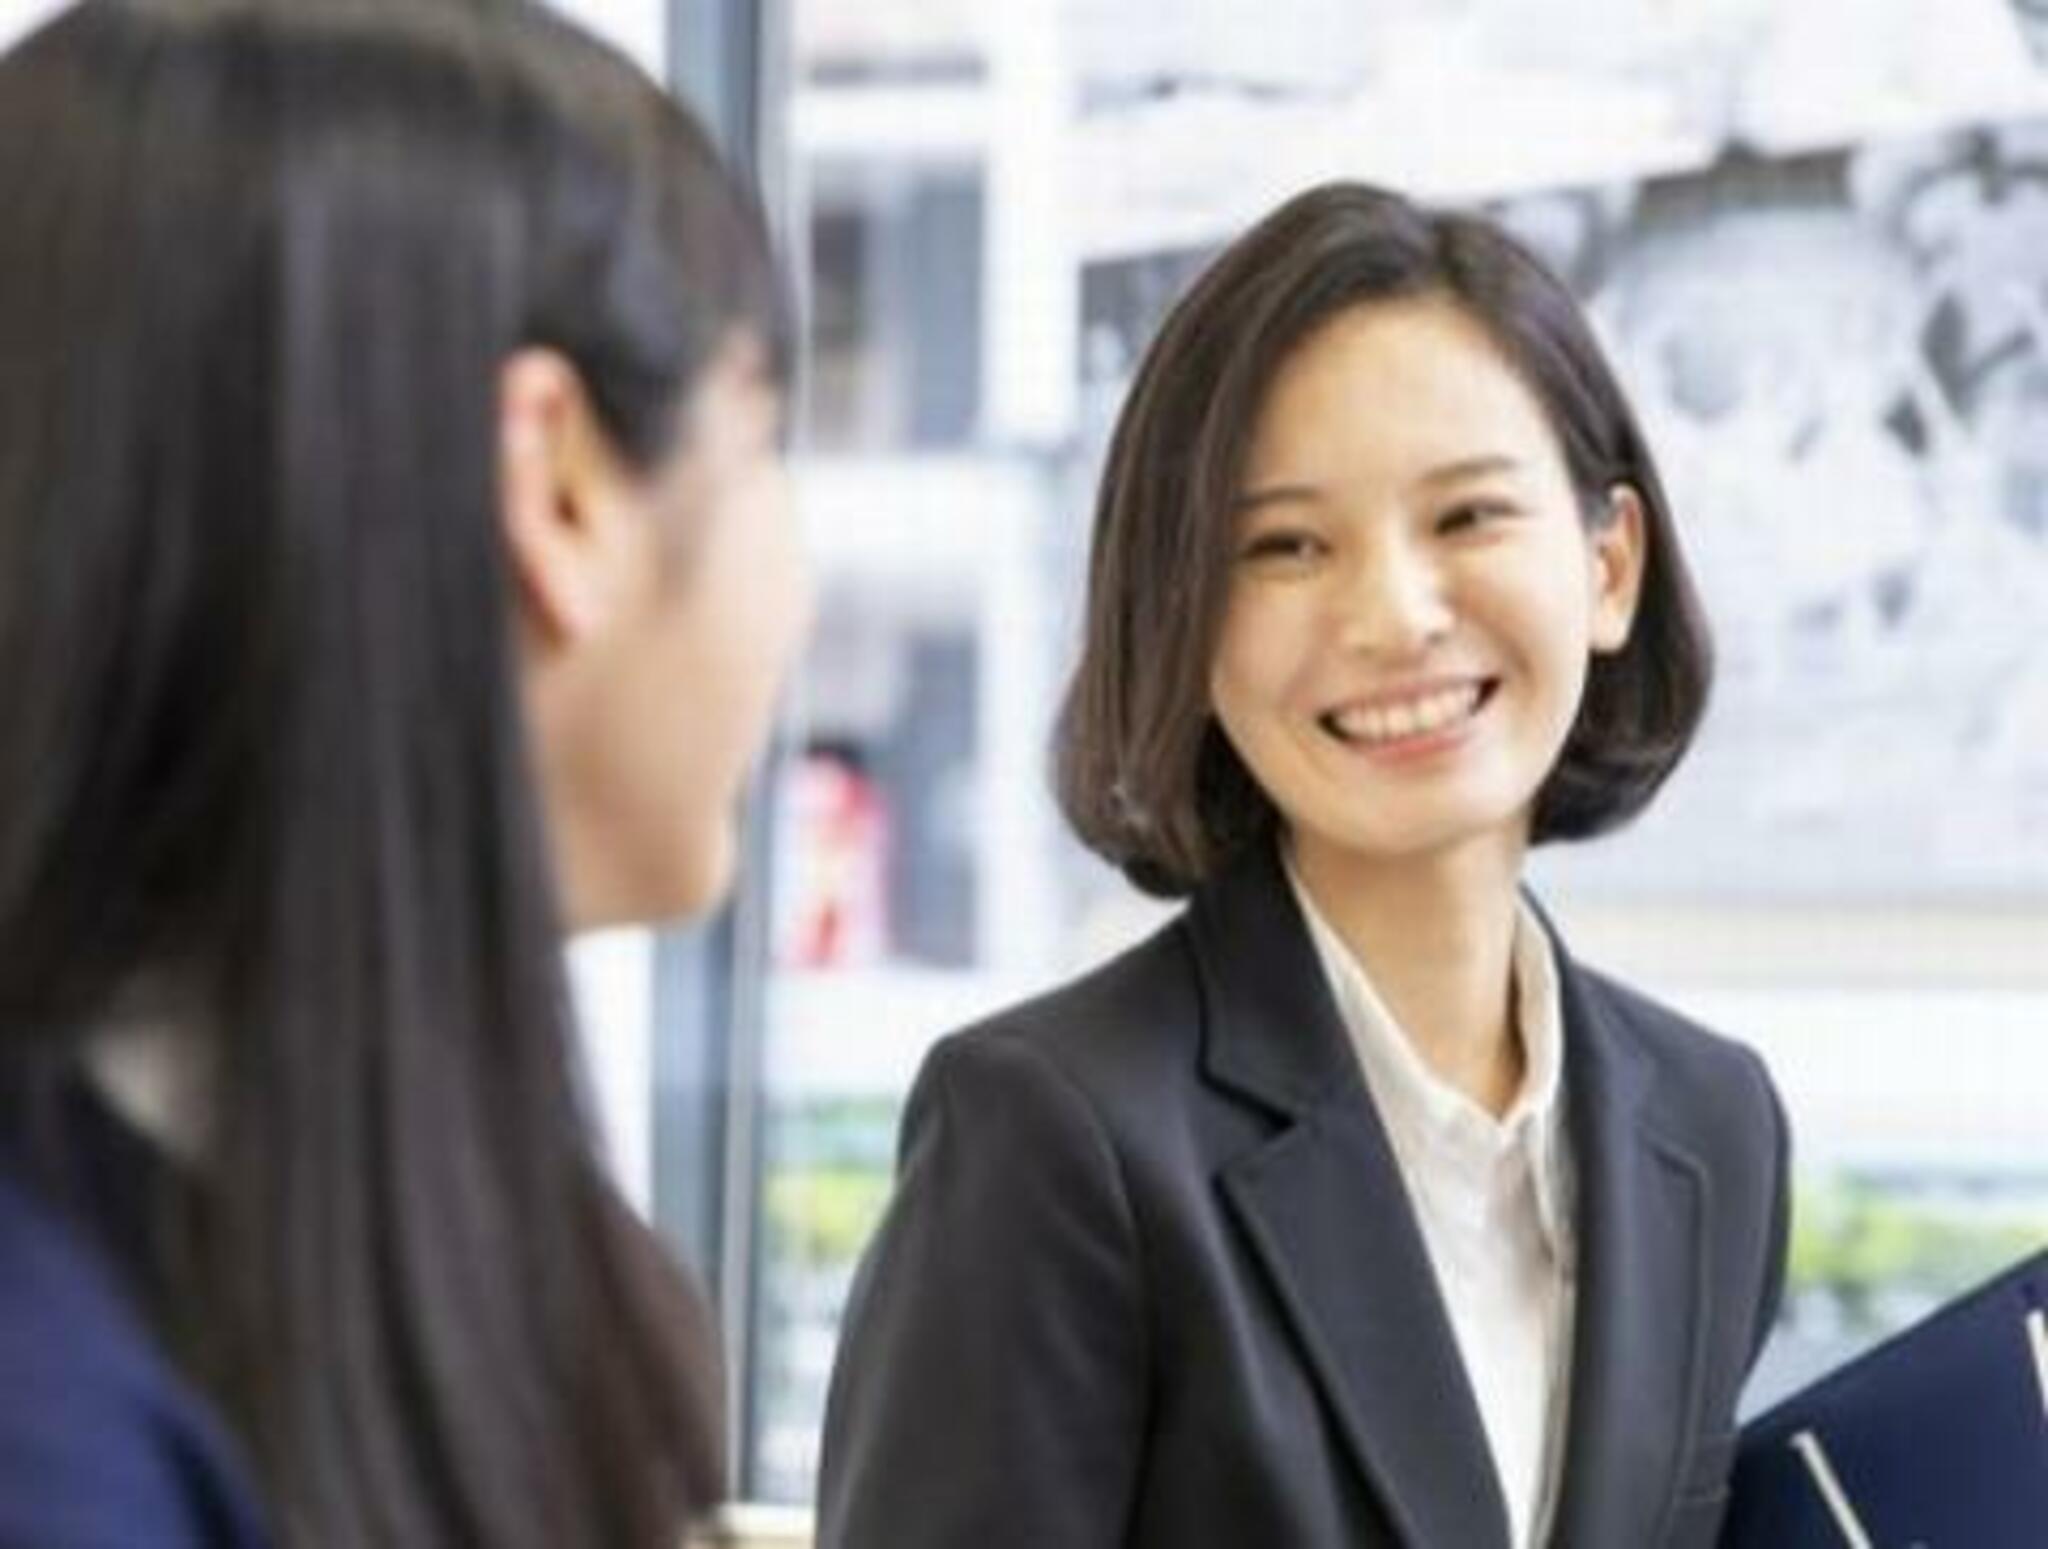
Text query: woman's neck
1290 831 1528 1116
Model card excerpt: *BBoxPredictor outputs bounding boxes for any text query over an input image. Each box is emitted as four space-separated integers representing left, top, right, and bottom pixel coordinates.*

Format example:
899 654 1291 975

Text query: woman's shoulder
1573 961 1760 1068
884 916 1213 1165
939 914 1205 1090
1567 958 1783 1146
0 1140 271 1547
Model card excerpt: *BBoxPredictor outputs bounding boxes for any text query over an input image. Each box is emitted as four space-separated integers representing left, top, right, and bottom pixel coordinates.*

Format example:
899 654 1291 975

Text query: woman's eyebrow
1413 453 1524 489
1229 480 1324 513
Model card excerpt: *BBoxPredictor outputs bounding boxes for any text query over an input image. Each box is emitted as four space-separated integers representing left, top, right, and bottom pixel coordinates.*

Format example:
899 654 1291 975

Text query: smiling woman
1058 190 1711 900
1211 295 1647 892
817 183 1784 1549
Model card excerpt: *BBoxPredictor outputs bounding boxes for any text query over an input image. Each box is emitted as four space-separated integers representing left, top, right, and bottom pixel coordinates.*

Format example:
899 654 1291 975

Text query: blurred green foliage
764 1165 893 1267
761 1097 901 1269
1787 1174 2048 1329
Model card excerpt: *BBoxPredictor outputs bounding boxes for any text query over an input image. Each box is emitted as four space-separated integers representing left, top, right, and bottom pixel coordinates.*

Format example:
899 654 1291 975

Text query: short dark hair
0 1 780 1543
1055 181 1714 897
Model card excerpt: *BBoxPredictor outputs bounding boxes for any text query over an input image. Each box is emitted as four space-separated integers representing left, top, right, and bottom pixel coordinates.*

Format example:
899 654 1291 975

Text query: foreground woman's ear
498 346 642 648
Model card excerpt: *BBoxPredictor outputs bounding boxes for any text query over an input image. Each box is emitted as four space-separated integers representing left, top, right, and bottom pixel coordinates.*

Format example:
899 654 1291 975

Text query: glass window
769 0 2048 1509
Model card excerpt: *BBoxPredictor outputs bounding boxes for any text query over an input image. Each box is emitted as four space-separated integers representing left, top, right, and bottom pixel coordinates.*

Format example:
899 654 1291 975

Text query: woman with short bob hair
1057 181 1713 896
0 2 808 1546
821 183 1786 1549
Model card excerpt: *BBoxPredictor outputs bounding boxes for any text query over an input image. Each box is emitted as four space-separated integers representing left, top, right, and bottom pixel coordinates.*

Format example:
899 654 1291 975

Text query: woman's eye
1436 501 1514 536
1239 530 1326 564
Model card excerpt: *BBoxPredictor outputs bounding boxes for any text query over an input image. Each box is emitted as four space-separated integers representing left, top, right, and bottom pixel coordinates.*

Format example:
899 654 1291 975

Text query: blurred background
6 0 2046 1529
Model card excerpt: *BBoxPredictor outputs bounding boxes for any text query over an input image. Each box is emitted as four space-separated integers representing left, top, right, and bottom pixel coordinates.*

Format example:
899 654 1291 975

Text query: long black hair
0 1 785 1542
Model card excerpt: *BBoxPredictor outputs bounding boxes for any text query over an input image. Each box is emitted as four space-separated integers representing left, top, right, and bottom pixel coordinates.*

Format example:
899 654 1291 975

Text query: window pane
750 0 2048 1505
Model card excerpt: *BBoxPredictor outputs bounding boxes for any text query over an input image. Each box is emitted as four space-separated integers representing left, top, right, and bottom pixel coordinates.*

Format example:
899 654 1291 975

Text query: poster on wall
1073 0 2048 900
1510 129 2048 900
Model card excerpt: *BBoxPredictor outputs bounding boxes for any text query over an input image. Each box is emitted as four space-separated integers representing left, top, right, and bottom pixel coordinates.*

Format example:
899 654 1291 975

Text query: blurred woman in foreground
0 2 808 1544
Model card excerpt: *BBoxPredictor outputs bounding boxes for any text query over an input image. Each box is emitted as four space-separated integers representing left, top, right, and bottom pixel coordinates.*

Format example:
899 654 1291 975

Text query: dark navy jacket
0 1078 270 1548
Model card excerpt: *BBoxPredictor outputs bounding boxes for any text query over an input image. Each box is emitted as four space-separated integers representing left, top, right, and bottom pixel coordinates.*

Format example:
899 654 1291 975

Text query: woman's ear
497 348 629 647
1588 482 1649 654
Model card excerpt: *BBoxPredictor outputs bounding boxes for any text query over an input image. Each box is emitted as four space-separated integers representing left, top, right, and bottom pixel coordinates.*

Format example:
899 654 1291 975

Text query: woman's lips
1318 678 1497 749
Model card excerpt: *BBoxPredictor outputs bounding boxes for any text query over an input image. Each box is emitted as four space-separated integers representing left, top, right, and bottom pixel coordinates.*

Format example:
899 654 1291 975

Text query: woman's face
519 337 812 927
1208 296 1643 885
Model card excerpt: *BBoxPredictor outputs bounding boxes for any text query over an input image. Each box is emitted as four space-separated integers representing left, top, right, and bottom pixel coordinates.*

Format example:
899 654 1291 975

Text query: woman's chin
561 816 741 934
658 816 743 923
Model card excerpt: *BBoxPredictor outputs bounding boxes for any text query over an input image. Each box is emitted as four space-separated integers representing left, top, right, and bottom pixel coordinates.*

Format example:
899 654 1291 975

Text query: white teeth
1329 684 1482 746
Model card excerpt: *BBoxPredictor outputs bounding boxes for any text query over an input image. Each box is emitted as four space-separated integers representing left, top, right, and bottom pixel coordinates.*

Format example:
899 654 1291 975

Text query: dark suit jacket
0 1077 272 1549
818 846 1789 1548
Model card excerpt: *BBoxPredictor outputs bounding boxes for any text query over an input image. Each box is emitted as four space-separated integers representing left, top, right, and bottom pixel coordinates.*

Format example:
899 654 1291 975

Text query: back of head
0 0 784 1018
0 1 781 1542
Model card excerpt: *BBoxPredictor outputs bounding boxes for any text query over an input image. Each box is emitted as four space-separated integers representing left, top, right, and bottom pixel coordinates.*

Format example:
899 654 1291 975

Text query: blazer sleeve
816 1029 1149 1549
0 1193 270 1549
0 1365 240 1549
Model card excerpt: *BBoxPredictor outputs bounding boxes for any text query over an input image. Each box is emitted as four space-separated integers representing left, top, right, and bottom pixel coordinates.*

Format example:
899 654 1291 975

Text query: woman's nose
1334 539 1453 657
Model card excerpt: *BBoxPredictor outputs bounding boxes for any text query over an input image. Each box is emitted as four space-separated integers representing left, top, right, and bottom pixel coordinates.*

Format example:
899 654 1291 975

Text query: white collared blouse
1290 871 1579 1549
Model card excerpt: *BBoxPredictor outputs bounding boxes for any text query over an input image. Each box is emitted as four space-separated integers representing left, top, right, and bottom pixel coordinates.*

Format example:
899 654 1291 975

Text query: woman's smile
1316 676 1501 758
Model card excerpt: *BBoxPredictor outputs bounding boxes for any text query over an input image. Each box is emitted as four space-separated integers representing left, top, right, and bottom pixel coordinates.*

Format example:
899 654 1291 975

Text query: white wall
546 0 667 77
1 1 666 75
0 0 63 52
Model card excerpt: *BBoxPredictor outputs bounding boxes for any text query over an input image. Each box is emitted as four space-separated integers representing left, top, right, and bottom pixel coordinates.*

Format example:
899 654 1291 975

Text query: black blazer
817 846 1790 1549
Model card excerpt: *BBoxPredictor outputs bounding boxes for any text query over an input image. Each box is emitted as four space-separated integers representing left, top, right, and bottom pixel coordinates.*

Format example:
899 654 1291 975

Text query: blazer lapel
1543 934 1714 1545
1192 848 1513 1549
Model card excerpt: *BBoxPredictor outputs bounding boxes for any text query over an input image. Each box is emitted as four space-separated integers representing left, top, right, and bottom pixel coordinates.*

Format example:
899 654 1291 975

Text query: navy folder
1721 1247 2048 1548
